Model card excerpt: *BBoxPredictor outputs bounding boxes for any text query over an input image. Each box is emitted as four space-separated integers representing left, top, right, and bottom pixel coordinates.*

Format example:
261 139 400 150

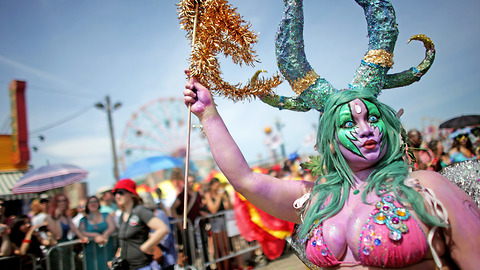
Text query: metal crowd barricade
193 210 261 270
38 211 262 270
0 253 41 269
45 239 85 270
169 217 197 269
0 254 21 269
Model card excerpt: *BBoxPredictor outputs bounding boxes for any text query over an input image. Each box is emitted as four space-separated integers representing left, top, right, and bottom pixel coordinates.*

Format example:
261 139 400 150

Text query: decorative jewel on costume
372 196 410 241
353 189 360 195
363 235 372 245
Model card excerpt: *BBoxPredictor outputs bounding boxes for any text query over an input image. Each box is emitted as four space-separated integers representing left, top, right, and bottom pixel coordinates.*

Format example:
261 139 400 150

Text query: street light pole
95 95 122 181
275 118 287 160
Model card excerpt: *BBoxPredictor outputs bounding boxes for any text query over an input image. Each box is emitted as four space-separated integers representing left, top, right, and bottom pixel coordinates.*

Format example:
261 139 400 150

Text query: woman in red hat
110 179 169 270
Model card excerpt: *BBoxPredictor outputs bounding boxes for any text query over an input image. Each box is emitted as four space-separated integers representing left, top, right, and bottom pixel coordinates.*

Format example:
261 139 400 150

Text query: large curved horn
261 0 338 112
383 34 435 89
349 0 398 96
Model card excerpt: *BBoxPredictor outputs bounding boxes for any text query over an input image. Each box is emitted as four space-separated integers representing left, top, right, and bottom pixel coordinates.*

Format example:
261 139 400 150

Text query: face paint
337 103 362 157
336 99 386 163
363 99 386 155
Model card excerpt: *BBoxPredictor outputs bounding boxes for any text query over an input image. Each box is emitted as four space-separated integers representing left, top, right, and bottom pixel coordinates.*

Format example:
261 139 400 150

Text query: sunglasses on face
114 190 127 196
88 200 99 204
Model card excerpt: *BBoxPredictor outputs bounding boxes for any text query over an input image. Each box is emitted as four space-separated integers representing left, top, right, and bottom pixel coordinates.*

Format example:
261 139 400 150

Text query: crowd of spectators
0 168 244 269
0 127 478 269
407 128 479 172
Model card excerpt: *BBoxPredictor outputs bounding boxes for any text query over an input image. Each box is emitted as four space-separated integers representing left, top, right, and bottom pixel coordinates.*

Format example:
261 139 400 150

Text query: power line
27 84 98 100
29 105 93 134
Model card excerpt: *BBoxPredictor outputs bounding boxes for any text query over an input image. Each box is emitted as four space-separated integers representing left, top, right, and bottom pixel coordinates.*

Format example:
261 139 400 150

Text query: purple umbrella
11 164 88 194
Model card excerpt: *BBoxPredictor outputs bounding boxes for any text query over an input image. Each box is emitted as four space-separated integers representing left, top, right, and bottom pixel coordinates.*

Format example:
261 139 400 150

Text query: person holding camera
110 179 169 270
204 177 232 270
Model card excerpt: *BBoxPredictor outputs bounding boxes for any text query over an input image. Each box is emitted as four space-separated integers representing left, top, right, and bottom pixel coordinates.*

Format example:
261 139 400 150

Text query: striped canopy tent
0 171 36 200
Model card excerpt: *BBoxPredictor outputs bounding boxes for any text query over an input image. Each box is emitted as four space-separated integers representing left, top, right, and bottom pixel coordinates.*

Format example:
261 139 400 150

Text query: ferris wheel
119 97 213 172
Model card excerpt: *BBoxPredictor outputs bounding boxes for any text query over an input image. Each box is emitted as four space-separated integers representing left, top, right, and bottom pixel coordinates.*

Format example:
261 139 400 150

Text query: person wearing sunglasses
111 179 169 270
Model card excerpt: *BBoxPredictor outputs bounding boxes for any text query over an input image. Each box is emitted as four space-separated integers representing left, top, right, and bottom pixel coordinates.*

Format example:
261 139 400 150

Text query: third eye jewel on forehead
354 102 362 114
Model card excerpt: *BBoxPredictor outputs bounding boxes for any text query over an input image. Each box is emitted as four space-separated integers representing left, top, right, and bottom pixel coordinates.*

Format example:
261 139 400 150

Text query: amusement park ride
119 97 214 180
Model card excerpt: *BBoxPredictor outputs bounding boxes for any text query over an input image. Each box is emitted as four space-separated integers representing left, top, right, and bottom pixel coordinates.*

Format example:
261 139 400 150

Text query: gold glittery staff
178 0 282 101
183 0 199 230
178 0 283 229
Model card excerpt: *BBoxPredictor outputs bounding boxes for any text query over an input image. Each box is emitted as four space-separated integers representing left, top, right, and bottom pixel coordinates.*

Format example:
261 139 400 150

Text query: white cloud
42 136 111 167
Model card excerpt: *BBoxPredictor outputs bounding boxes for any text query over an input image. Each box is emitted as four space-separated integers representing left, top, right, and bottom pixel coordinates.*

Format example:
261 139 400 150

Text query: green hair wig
298 89 445 239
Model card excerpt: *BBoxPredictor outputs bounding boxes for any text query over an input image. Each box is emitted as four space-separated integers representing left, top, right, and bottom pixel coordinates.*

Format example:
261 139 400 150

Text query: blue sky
1 0 479 195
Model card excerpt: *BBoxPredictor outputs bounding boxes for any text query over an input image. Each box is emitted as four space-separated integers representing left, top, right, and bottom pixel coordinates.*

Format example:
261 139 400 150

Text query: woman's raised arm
184 72 314 223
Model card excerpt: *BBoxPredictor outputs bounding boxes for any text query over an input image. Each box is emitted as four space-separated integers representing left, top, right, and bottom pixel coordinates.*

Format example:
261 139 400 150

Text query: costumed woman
111 179 169 270
183 71 480 269
181 0 480 268
79 195 116 270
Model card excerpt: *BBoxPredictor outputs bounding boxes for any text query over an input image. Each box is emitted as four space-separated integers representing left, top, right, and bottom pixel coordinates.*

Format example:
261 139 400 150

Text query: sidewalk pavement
254 253 306 270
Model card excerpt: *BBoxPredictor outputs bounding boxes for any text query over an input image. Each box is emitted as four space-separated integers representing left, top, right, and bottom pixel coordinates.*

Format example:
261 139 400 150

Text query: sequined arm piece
439 160 480 207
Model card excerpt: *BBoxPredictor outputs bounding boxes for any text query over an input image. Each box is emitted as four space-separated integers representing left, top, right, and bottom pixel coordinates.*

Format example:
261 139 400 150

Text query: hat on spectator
272 164 282 172
39 194 49 203
97 186 113 197
112 179 138 196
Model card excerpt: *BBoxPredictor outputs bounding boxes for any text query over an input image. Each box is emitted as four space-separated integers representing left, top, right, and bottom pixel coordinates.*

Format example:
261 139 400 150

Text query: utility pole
95 95 122 181
275 118 287 160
